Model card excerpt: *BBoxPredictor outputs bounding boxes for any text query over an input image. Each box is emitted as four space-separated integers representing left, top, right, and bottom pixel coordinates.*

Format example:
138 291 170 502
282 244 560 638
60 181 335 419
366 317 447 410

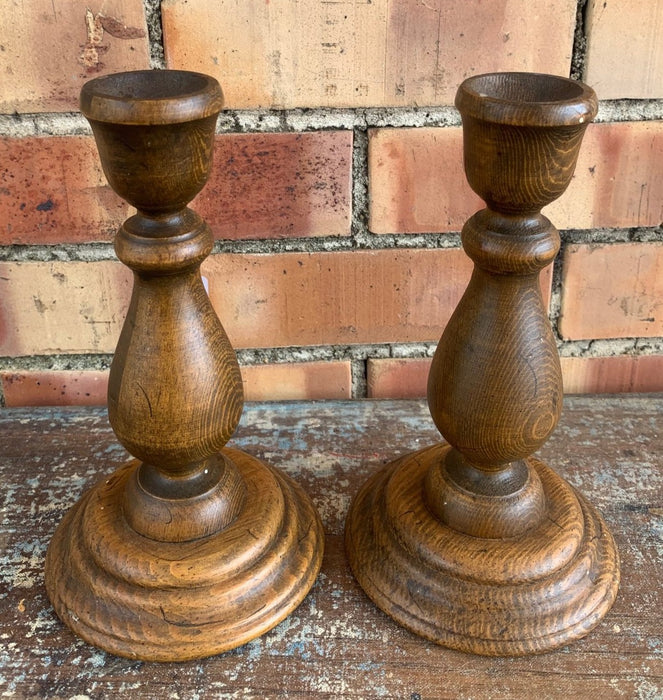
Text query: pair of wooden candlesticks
44 69 619 661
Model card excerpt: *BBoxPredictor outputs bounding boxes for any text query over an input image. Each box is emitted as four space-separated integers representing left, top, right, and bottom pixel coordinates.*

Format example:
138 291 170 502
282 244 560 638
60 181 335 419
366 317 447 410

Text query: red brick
241 361 352 401
206 250 551 348
560 243 663 341
369 123 663 235
367 358 431 399
0 261 132 356
1 362 353 406
204 249 471 349
195 132 352 239
546 122 663 229
1 1 149 113
367 355 663 399
24 356 658 404
0 252 552 356
584 0 663 99
162 0 575 109
560 356 663 394
369 128 480 234
1 371 109 407
0 133 351 245
0 137 129 245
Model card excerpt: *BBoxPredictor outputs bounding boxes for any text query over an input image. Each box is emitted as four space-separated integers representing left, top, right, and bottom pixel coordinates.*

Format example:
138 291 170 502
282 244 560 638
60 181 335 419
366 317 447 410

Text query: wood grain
45 448 323 661
346 73 619 655
43 70 323 660
0 398 660 697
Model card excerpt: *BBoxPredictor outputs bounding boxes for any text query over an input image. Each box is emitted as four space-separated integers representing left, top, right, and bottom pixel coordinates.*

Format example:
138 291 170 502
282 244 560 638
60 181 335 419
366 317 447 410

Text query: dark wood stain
346 73 620 656
42 70 323 662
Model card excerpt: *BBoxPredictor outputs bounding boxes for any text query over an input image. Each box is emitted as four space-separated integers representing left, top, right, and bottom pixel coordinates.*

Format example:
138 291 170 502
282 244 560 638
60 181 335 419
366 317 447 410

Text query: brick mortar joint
2 101 663 138
0 234 467 263
2 339 662 377
560 228 663 244
351 359 368 399
350 128 370 244
570 0 589 82
143 0 166 70
2 229 660 263
549 248 564 340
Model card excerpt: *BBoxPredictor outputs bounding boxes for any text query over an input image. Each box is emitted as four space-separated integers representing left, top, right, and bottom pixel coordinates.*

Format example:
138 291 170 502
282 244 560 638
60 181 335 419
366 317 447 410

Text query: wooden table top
1 396 661 699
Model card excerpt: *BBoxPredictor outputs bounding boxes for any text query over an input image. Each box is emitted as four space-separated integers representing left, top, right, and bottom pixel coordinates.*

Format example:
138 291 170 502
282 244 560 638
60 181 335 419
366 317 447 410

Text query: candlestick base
345 444 619 656
45 448 323 662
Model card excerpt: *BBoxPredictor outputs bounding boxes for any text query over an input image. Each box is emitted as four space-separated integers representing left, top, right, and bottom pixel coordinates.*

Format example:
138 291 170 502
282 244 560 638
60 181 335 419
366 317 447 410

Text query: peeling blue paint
0 399 661 696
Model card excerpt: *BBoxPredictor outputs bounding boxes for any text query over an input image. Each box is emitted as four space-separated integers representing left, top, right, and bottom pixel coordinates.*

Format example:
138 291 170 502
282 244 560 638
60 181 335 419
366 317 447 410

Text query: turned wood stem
81 71 244 542
426 73 597 538
345 72 618 657
45 70 324 661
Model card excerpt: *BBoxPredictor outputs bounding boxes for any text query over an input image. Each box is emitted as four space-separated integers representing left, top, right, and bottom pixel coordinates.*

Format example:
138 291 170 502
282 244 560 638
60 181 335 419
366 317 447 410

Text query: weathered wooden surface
0 396 662 698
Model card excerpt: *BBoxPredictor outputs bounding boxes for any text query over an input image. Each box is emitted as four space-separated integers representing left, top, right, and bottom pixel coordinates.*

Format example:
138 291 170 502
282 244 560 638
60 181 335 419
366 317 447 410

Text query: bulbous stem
426 211 561 536
80 71 246 541
45 70 325 660
109 210 244 476
345 73 618 658
107 210 245 541
429 212 562 469
425 73 597 537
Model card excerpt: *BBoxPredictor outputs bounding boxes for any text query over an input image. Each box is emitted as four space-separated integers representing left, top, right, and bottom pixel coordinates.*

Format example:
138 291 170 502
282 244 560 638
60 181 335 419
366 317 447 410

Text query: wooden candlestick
44 70 323 661
345 72 620 656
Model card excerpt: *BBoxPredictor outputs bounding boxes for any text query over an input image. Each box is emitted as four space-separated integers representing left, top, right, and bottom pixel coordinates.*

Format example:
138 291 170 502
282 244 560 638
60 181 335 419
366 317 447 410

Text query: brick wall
0 0 662 406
